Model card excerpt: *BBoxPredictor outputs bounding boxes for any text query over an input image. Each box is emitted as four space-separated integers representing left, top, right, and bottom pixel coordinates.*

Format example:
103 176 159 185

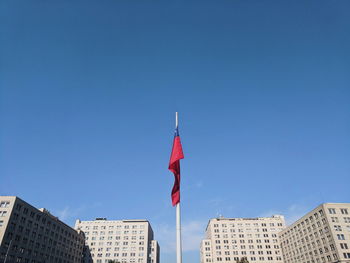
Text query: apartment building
75 218 159 263
279 203 350 263
200 215 286 263
0 196 85 263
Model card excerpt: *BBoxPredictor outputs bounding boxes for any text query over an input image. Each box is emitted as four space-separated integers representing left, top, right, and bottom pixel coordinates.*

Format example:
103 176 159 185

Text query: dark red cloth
168 134 184 206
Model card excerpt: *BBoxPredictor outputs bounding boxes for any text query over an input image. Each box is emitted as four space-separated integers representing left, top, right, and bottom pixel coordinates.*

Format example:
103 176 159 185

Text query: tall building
0 196 85 263
200 215 286 263
279 203 350 263
75 218 159 263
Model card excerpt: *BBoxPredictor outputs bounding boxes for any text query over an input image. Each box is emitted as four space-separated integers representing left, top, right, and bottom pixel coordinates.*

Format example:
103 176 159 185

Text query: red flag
168 127 184 206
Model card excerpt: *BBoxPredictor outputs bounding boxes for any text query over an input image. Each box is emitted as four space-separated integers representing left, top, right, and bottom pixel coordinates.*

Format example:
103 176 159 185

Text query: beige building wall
0 196 85 263
150 240 160 263
75 218 159 263
279 203 350 263
200 215 286 263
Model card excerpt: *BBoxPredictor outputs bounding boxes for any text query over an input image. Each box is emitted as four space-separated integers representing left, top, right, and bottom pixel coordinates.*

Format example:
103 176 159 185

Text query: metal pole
175 112 182 263
176 203 182 263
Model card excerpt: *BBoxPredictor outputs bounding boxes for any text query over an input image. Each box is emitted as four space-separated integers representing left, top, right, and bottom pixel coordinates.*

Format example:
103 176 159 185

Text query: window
0 211 7 217
341 209 348 215
0 202 10 208
334 225 342 231
340 243 348 249
337 234 345 240
328 208 336 214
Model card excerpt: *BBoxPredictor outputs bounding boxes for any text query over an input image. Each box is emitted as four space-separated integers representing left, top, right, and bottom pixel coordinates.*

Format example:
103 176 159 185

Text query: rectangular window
0 202 10 208
341 209 348 215
0 211 7 217
328 208 336 214
337 234 345 240
340 243 348 249
334 225 342 231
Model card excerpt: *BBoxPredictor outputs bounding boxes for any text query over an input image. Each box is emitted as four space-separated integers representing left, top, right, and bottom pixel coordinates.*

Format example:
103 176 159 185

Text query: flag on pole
168 126 184 206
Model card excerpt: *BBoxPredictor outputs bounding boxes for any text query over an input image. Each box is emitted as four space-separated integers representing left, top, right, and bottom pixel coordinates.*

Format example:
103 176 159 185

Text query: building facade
75 218 159 263
200 215 286 263
0 196 85 263
279 203 350 263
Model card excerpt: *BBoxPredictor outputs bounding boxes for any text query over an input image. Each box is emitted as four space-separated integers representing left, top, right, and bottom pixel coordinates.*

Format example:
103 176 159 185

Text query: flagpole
175 112 182 263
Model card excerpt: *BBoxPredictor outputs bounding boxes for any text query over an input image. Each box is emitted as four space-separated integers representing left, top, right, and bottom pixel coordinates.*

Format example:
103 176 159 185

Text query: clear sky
1 1 350 262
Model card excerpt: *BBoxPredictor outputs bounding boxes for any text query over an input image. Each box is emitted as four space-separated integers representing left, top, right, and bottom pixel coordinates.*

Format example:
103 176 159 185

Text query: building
279 203 350 263
200 215 286 263
75 218 159 263
0 196 85 263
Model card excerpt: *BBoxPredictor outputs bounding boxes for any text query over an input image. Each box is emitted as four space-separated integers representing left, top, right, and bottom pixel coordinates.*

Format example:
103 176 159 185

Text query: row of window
86 235 145 241
214 237 278 242
328 208 348 215
213 228 283 233
213 233 279 239
93 252 144 257
208 244 280 250
214 250 280 255
213 256 282 261
284 252 338 263
85 230 145 235
331 216 350 223
95 258 144 263
82 224 146 230
89 241 145 247
90 246 145 252
213 239 279 245
213 222 283 228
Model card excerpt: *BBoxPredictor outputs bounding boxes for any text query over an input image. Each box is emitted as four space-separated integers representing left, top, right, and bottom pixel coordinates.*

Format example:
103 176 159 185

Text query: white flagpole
175 112 182 263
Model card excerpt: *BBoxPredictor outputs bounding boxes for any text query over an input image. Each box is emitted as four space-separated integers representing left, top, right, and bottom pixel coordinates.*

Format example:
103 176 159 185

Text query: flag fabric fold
168 127 184 206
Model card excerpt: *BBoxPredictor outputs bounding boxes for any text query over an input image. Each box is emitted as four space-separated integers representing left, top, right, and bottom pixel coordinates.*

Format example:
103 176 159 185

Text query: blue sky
1 0 350 262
